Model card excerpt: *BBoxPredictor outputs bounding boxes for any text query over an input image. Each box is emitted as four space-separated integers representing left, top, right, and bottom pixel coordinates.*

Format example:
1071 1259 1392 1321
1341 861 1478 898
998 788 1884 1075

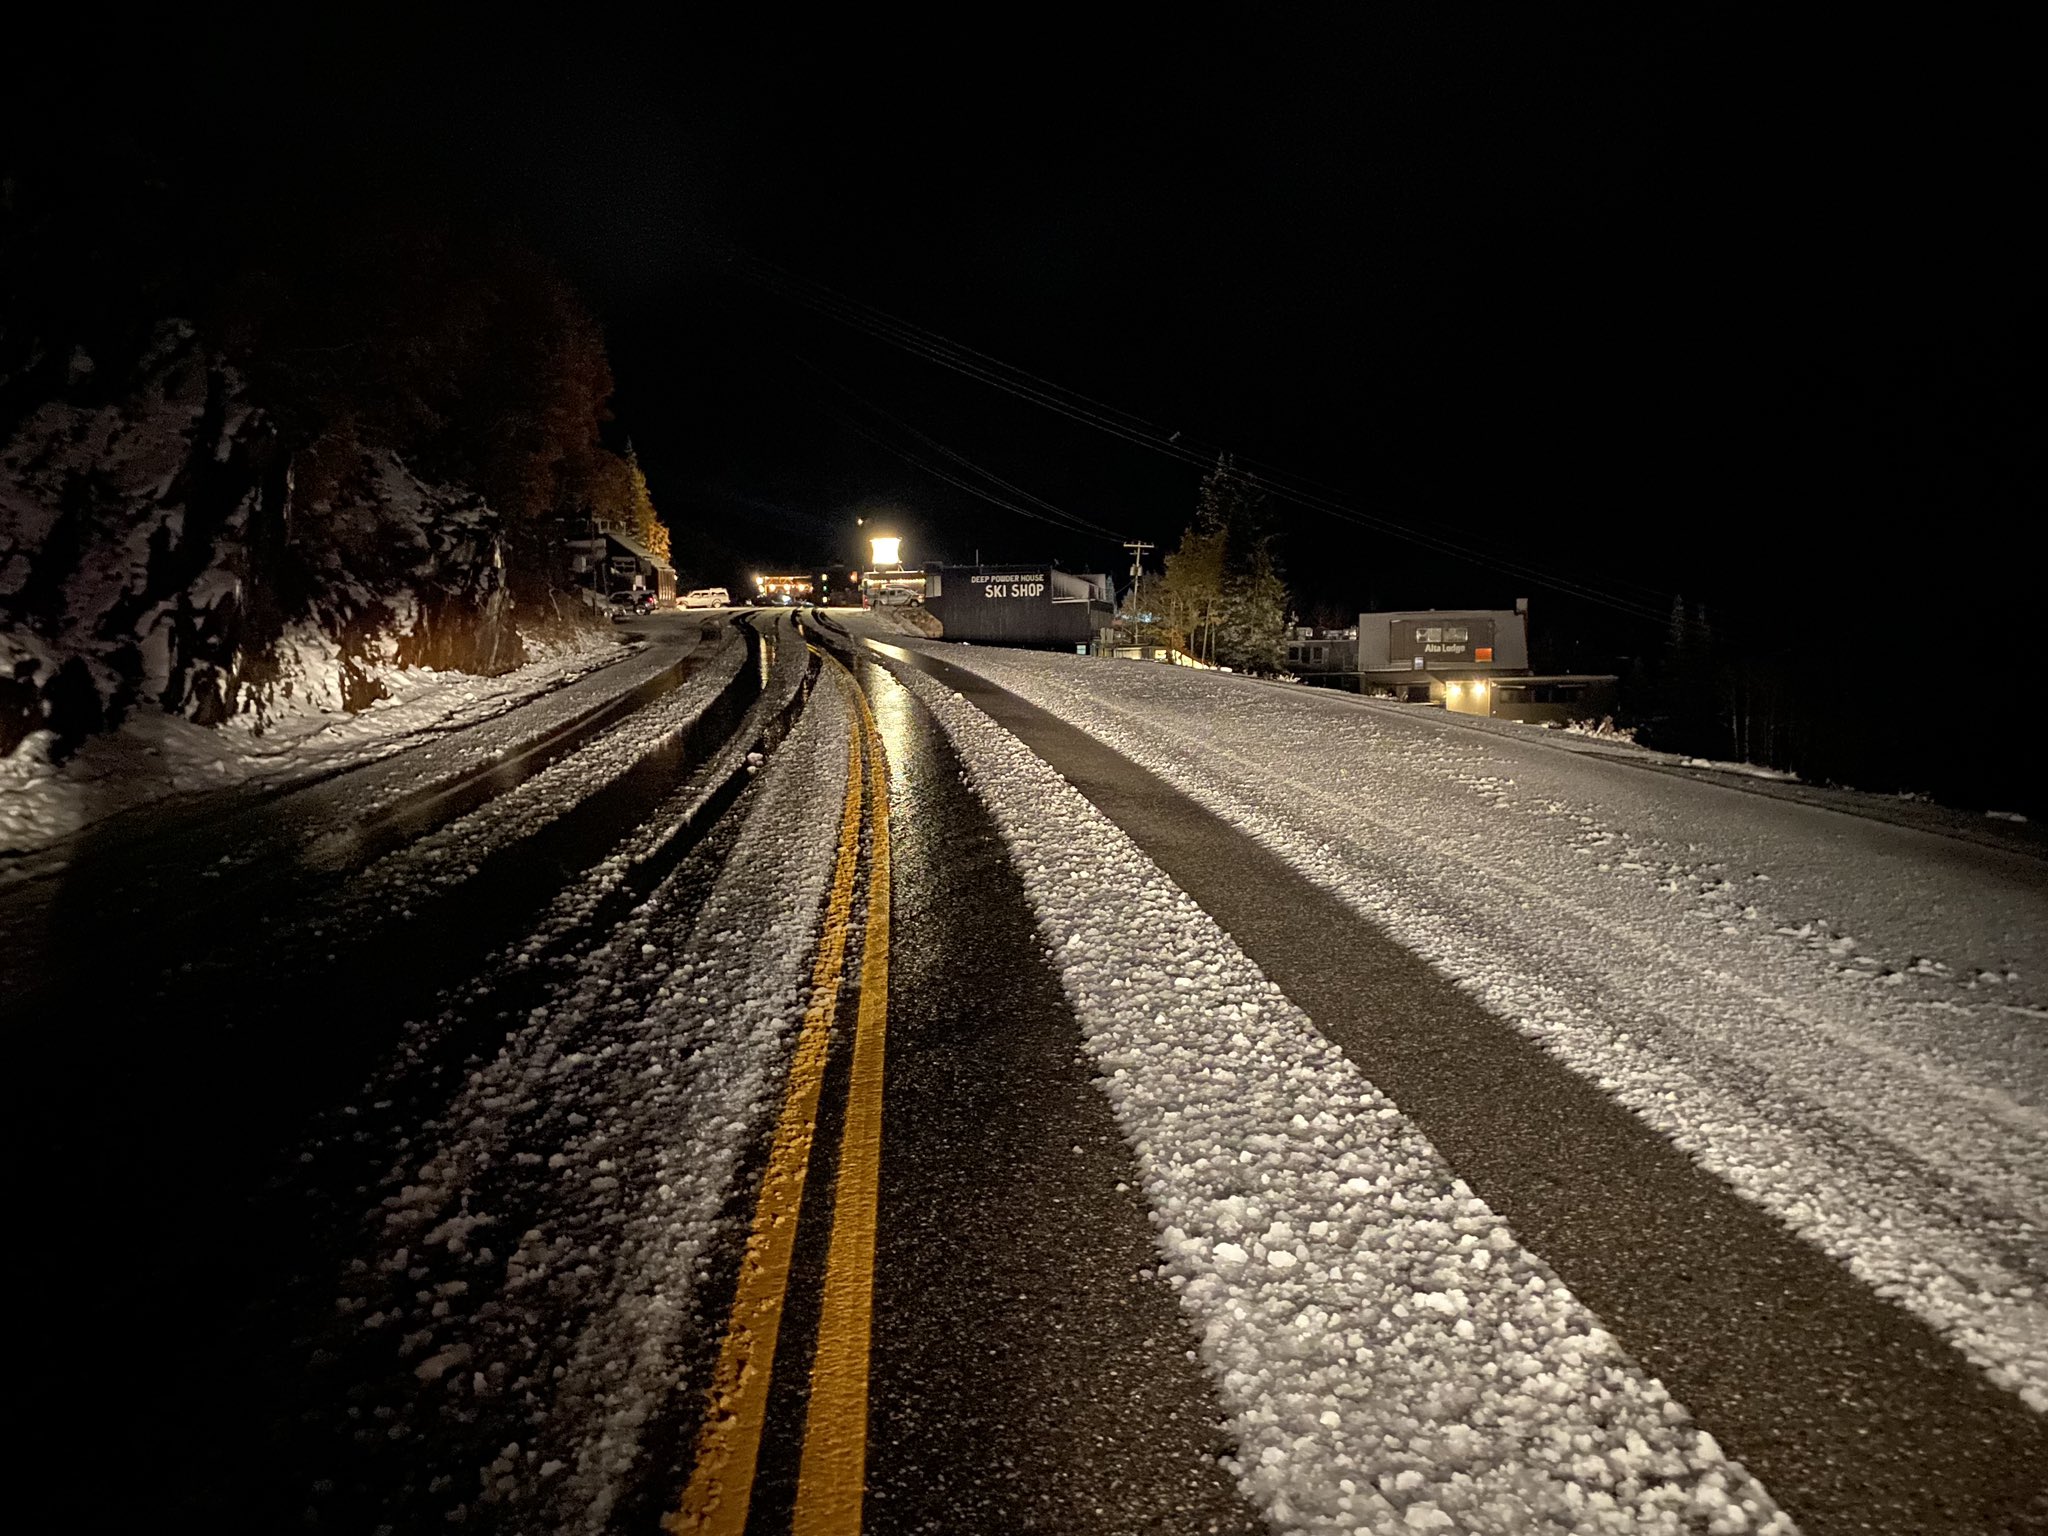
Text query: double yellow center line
669 651 892 1536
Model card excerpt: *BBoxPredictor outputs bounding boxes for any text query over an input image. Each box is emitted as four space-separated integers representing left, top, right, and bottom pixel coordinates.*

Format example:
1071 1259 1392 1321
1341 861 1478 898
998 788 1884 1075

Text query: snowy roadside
0 624 648 869
851 602 943 640
1320 687 1677 764
877 659 1792 1536
892 642 2048 1412
290 656 854 1532
1322 685 2041 846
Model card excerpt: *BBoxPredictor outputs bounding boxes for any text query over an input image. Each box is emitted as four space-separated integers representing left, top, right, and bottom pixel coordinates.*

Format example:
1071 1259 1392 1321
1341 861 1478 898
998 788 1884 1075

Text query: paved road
12 612 1257 1535
11 613 799 1532
0 614 719 972
852 634 2046 1536
11 611 2043 1534
828 647 1257 1535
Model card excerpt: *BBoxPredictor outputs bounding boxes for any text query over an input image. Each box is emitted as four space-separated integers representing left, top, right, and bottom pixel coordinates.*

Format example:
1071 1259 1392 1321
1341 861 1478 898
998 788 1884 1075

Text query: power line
790 352 1124 537
808 396 1122 546
736 253 1682 626
750 259 1675 622
780 348 1130 546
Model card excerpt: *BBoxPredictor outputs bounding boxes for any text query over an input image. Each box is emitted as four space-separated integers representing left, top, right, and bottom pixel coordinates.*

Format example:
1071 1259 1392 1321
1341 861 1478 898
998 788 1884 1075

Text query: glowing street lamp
869 535 902 569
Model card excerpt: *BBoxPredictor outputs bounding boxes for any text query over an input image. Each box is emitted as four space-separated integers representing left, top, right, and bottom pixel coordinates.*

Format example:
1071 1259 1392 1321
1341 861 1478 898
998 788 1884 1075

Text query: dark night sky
12 13 2042 668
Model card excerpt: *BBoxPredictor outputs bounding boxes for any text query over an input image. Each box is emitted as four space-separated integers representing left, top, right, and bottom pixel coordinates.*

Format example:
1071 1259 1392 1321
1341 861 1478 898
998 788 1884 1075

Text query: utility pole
1121 541 1155 648
1122 540 1155 589
1122 541 1155 590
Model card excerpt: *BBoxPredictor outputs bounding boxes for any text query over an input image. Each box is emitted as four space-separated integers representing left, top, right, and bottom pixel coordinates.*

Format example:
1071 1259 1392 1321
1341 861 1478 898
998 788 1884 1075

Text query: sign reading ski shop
922 563 1117 646
970 571 1047 599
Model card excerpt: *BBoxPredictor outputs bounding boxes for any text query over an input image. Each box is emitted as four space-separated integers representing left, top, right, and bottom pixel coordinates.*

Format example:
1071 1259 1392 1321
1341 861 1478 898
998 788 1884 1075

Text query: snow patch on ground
289 651 851 1531
292 629 746 942
853 602 943 639
879 659 1792 1535
898 642 2048 1413
0 626 637 864
1561 717 1638 744
1679 756 1801 782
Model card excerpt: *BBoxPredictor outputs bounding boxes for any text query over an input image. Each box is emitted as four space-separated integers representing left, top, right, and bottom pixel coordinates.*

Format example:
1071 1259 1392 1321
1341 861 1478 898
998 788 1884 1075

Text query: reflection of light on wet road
867 662 916 797
858 636 915 665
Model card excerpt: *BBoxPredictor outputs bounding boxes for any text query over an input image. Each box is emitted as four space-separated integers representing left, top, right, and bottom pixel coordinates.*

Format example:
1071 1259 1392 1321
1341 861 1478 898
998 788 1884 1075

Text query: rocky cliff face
1 321 537 759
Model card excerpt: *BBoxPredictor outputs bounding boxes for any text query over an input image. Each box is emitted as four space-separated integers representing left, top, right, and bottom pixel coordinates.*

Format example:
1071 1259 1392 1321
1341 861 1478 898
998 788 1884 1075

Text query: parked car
751 591 795 607
680 587 732 609
607 590 655 621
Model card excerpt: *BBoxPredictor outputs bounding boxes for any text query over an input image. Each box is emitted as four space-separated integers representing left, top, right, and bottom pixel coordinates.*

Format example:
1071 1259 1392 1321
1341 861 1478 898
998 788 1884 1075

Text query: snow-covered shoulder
0 626 647 869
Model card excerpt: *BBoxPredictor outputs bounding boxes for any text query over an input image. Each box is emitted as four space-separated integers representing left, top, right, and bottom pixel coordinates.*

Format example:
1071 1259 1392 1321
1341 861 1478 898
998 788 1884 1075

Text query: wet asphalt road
11 613 2044 1533
8 615 797 1533
10 617 1266 1536
0 618 718 974
863 636 2048 1536
843 650 1260 1536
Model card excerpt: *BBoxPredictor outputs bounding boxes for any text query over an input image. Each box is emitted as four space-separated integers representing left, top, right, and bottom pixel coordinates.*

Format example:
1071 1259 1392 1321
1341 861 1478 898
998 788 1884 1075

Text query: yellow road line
792 670 893 1535
668 657 866 1536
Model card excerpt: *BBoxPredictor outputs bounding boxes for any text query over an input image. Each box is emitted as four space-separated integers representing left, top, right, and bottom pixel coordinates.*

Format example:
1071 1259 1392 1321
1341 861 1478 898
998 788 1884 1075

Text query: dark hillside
1 159 667 759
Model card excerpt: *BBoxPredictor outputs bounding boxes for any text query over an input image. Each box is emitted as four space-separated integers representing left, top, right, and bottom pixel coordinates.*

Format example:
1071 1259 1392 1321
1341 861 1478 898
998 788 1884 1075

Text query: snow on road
878 660 1792 1535
0 623 694 872
506 615 815 964
294 627 746 942
290 650 853 1532
272 623 715 840
891 641 2048 1413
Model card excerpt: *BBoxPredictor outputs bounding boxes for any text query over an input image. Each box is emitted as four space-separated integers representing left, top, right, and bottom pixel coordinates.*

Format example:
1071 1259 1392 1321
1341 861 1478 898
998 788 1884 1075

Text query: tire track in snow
291 657 851 1532
912 642 2048 1412
884 662 1793 1536
302 626 749 940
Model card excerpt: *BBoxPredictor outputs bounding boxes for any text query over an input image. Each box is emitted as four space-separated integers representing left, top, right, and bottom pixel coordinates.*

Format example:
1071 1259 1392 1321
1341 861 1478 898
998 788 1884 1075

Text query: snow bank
877 660 1792 1535
1679 756 1801 781
0 626 634 865
856 602 944 639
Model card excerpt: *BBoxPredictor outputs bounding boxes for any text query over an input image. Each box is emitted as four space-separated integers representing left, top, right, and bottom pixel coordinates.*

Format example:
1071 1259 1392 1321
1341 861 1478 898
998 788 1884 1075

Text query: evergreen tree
1217 538 1289 673
1182 455 1291 672
1653 596 1732 760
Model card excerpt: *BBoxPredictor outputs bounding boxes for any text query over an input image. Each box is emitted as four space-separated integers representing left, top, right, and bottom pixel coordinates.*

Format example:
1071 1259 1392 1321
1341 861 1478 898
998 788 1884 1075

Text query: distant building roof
1362 608 1524 621
599 526 673 573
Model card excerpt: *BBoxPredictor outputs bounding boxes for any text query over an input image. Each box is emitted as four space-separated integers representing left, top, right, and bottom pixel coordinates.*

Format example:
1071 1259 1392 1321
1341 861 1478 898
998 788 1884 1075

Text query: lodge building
1287 606 1617 725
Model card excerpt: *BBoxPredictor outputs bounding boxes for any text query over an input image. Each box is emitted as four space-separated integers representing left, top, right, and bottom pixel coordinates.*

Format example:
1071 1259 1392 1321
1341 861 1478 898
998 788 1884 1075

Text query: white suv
679 587 731 609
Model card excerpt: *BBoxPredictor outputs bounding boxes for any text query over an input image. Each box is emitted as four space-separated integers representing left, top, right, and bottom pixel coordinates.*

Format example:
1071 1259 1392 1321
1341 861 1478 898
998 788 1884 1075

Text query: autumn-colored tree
622 449 670 565
1163 522 1225 661
216 216 662 599
586 444 671 564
